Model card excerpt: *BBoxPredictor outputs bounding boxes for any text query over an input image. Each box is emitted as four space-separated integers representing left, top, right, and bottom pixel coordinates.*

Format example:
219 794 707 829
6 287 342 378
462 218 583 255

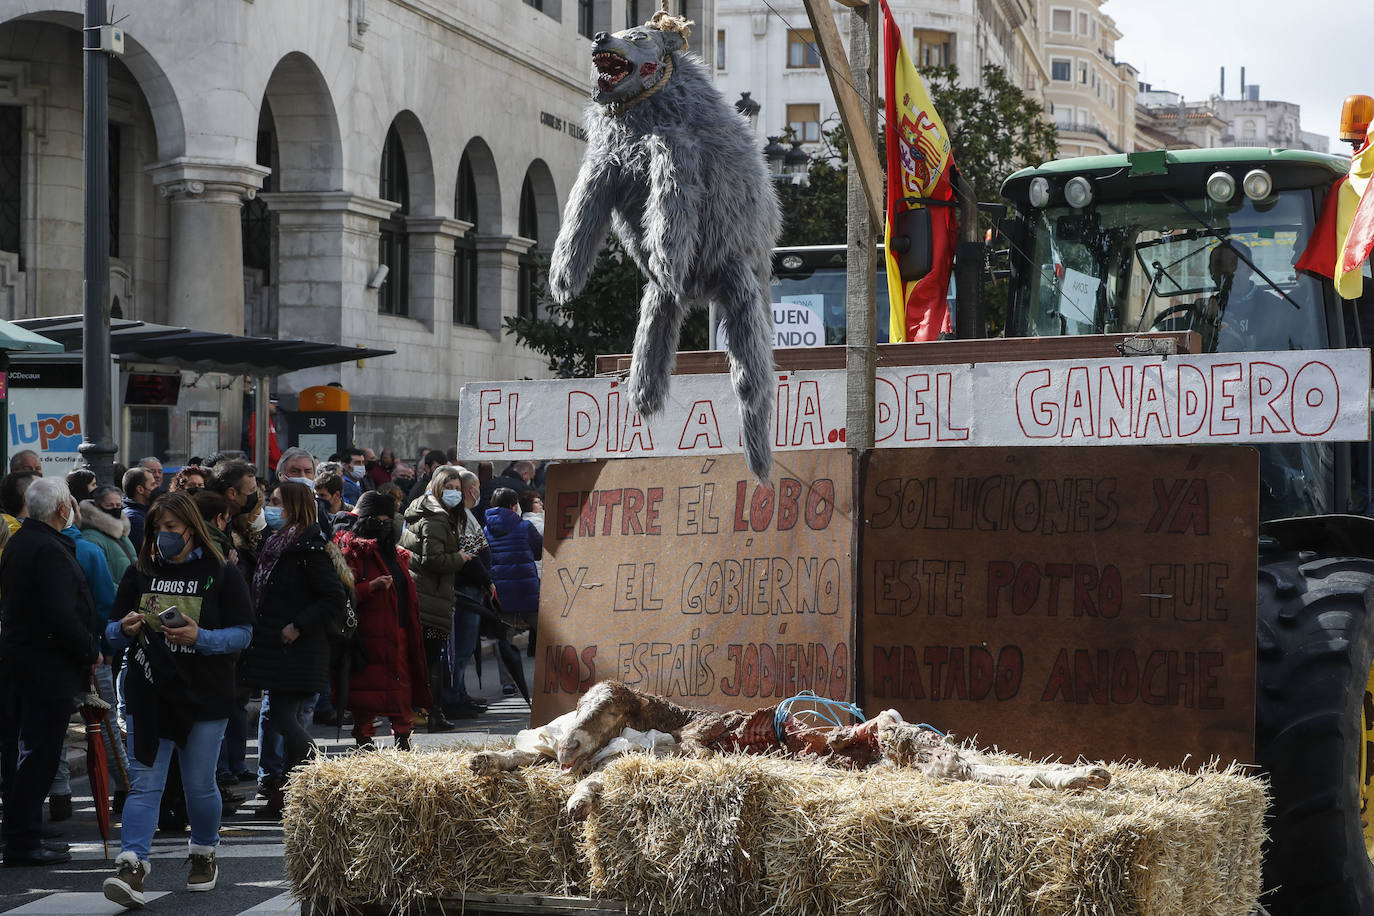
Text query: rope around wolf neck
602 54 674 117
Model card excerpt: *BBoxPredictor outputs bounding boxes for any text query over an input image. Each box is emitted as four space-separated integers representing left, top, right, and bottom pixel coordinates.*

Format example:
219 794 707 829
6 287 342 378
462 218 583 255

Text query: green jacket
78 500 138 587
399 495 465 633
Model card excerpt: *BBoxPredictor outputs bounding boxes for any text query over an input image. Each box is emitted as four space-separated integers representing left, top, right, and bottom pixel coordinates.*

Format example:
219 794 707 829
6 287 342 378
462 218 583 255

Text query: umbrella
494 637 532 708
78 684 116 859
334 640 357 741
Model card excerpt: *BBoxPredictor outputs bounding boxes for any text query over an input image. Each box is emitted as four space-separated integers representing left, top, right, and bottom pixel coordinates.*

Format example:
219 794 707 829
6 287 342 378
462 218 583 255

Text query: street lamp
784 139 810 181
734 91 761 133
763 136 787 178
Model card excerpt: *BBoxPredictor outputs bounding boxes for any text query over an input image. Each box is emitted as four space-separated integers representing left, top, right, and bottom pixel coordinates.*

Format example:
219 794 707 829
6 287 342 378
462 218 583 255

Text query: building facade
713 0 1047 159
1213 90 1329 154
1134 86 1227 151
1036 0 1135 157
0 0 709 461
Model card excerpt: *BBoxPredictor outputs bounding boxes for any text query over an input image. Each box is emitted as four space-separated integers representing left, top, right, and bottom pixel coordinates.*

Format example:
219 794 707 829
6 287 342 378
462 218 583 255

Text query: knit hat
354 491 394 518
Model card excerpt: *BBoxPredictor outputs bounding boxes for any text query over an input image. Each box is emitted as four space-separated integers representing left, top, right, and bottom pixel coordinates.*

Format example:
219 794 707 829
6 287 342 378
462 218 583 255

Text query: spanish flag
1296 124 1374 298
881 0 956 342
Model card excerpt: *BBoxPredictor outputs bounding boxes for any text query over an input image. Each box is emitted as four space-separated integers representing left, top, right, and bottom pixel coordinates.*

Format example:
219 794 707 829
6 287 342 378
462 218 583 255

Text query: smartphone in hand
159 606 188 629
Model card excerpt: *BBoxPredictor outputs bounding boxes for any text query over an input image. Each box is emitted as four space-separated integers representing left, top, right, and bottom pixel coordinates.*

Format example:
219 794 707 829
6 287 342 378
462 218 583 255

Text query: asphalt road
0 653 536 915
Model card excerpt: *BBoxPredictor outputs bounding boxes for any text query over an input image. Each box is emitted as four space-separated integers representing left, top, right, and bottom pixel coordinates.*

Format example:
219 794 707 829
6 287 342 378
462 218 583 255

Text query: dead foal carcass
469 681 1110 817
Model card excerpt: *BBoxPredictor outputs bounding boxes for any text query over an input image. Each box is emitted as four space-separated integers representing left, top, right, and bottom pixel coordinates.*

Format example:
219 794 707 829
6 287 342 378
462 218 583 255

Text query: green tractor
996 145 1374 914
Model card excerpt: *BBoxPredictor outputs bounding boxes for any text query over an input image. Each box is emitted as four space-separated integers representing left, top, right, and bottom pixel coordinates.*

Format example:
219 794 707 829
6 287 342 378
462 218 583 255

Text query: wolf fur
549 16 781 480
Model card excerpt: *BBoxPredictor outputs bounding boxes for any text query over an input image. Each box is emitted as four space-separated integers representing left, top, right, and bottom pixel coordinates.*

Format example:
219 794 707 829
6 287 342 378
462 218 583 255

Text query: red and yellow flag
881 0 956 342
1296 124 1374 298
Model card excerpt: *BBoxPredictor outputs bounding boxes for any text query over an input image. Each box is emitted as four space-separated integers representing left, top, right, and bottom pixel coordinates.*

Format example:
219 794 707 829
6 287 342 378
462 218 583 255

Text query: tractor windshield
1008 189 1326 354
1007 188 1334 521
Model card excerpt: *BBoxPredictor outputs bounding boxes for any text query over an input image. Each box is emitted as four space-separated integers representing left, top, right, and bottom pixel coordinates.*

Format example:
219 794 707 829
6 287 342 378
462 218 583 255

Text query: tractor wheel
1255 552 1374 915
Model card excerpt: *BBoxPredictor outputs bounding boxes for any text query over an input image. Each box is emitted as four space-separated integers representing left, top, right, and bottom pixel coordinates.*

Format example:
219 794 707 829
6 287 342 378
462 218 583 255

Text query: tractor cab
1000 148 1368 521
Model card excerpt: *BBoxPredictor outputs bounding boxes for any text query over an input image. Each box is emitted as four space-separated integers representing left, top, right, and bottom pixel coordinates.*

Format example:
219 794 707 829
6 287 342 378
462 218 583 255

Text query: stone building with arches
0 0 673 455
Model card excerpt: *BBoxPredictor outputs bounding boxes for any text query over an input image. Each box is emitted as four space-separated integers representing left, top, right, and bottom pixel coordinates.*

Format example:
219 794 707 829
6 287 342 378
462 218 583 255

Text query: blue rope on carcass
773 691 866 739
772 692 950 743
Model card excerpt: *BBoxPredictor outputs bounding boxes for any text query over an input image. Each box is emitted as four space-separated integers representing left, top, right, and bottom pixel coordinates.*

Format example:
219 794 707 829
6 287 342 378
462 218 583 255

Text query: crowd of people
0 445 546 909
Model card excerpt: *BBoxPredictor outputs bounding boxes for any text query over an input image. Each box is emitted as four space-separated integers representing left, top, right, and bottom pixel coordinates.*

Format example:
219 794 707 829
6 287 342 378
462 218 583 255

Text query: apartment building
1037 0 1136 157
1213 87 1329 154
714 0 1048 157
1135 86 1227 151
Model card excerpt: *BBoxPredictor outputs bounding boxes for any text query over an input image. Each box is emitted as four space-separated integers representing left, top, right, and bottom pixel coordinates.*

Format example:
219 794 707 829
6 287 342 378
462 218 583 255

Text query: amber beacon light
1339 94 1373 149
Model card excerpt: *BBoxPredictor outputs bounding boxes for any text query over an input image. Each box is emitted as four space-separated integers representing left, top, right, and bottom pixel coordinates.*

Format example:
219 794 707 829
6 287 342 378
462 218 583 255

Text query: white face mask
348 465 366 480
250 511 267 532
286 476 313 487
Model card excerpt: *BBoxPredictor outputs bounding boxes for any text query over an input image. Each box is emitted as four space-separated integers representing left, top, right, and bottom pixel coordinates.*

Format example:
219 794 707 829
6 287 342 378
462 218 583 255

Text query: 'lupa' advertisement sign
459 348 1371 462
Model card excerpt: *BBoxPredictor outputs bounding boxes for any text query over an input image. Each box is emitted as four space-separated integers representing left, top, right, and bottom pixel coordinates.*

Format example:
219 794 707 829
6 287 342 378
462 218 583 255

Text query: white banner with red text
458 348 1371 461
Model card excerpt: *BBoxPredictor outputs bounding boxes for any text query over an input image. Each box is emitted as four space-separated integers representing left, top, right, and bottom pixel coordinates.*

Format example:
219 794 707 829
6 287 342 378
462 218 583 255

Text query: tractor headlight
1064 176 1094 209
1242 168 1273 201
1206 171 1236 203
1028 177 1051 209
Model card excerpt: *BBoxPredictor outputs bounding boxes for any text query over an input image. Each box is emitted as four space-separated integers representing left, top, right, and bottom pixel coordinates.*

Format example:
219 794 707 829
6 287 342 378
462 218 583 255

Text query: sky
1101 0 1365 154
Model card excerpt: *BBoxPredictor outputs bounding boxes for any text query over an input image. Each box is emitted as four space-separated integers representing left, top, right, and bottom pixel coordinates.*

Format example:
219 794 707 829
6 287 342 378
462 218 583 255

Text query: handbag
324 544 366 671
323 541 359 643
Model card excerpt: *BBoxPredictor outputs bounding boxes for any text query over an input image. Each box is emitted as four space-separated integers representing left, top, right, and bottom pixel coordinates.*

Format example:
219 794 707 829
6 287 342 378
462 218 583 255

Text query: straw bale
284 746 1266 916
284 746 585 914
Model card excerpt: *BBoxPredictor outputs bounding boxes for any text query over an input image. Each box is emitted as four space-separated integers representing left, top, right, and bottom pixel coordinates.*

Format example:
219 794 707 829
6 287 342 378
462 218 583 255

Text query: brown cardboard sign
860 446 1258 769
534 451 856 725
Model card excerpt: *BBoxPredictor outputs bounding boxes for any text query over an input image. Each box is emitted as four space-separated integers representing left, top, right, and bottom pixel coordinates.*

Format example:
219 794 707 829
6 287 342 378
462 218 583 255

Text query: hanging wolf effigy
548 12 781 480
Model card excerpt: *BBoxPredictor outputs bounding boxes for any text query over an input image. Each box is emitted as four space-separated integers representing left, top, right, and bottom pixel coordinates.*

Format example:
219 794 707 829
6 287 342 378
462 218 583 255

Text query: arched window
454 155 479 326
0 106 19 260
517 174 539 321
241 106 276 283
378 123 410 316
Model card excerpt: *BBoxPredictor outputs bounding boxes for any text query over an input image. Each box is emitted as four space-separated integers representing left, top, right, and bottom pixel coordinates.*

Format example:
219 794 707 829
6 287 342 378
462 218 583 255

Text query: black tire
1255 552 1374 915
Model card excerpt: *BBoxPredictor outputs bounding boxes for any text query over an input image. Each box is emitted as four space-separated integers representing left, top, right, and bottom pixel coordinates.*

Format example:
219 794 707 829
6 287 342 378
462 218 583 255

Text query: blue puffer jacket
483 506 543 619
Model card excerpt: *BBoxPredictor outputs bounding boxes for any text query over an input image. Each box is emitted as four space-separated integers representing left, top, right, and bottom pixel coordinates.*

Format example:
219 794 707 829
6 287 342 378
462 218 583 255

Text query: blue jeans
450 602 481 700
120 716 227 861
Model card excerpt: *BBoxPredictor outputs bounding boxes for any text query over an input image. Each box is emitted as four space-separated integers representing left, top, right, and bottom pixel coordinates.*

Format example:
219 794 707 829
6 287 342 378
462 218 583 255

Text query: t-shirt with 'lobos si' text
110 552 253 721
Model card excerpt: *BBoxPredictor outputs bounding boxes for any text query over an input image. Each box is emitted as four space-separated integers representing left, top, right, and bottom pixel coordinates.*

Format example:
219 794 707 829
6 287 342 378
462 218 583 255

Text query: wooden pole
801 0 884 228
841 1 878 454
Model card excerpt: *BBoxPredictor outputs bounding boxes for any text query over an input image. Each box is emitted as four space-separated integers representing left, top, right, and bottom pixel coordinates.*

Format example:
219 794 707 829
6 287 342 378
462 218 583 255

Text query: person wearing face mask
399 465 483 728
241 482 346 814
365 448 392 489
344 447 373 499
78 484 139 815
334 492 428 750
262 485 286 533
81 485 139 588
0 478 101 867
275 448 333 539
100 492 253 905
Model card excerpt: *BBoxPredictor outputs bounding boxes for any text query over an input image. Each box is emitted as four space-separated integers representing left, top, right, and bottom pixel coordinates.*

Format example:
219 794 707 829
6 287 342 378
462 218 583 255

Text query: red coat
334 530 431 715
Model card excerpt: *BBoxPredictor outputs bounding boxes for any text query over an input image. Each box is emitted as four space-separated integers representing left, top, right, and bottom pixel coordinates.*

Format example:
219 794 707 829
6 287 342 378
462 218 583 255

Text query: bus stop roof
13 316 395 375
0 318 64 354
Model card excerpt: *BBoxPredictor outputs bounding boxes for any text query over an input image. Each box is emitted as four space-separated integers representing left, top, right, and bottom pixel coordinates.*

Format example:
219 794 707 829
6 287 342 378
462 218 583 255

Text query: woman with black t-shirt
101 492 254 907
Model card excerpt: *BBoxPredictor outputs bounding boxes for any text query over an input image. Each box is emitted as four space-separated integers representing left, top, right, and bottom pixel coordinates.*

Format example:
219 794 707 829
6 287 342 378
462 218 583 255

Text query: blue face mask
441 489 463 508
263 506 285 530
156 531 186 563
286 476 313 488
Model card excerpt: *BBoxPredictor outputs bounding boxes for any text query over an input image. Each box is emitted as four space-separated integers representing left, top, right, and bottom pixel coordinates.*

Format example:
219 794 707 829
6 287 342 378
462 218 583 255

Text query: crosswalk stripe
2 891 172 914
236 891 300 915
